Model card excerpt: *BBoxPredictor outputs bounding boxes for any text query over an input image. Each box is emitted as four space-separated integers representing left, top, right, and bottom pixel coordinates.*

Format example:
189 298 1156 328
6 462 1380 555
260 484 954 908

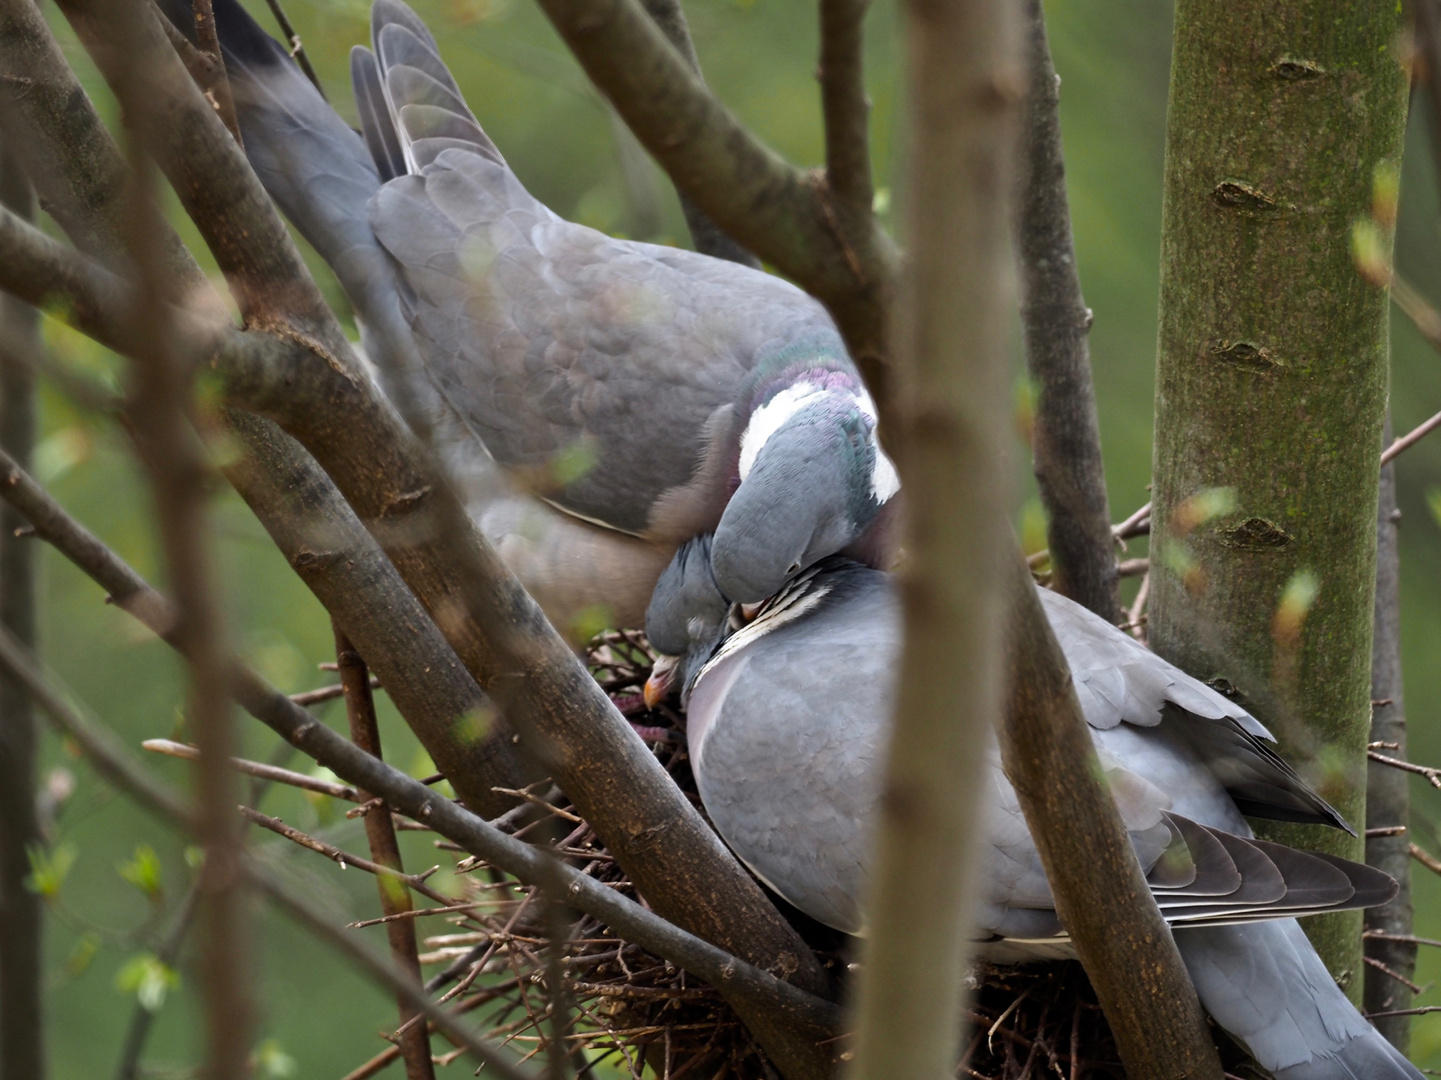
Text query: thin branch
633 0 759 267
1365 1005 1441 1019
0 622 191 825
1363 955 1425 995
335 623 437 1080
290 679 377 707
113 885 199 1080
238 805 450 906
1380 403 1441 464
1368 750 1441 789
1366 410 1413 1048
258 0 324 98
1365 930 1441 949
0 143 42 1080
819 0 873 213
1409 843 1441 877
1014 0 1117 623
143 738 361 799
187 0 243 145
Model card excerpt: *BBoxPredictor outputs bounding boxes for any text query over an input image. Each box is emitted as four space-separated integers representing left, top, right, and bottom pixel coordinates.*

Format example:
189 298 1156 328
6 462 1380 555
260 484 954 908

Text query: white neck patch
737 382 829 481
737 382 901 504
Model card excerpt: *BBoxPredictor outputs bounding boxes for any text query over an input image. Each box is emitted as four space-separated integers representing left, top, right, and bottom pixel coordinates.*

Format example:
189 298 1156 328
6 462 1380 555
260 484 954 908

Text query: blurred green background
23 0 1441 1074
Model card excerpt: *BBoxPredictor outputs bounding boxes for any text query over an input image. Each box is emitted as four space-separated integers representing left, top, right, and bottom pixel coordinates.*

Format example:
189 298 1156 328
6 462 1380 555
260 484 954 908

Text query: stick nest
402 630 1138 1079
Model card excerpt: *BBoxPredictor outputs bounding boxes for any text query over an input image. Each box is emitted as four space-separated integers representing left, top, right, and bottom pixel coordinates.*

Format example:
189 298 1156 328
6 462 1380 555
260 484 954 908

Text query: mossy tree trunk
1150 0 1408 993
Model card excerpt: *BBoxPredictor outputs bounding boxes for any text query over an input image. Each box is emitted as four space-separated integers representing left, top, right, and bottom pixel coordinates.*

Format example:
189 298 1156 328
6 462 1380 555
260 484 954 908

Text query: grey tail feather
352 47 406 182
1147 815 1397 929
365 0 505 171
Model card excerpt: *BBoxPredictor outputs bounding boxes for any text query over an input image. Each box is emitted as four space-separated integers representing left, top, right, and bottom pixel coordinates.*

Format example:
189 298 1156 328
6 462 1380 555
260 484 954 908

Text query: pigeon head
711 382 898 604
643 535 732 708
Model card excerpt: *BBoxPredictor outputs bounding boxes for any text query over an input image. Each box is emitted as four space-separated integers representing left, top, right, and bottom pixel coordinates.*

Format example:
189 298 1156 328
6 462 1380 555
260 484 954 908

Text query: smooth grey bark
1015 0 1119 625
0 139 41 1080
1364 414 1414 1048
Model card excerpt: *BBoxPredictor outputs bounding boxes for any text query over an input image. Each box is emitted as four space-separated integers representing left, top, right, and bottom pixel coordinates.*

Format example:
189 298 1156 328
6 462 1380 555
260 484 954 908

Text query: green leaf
118 844 163 900
26 842 78 900
1425 487 1441 532
253 1039 298 1079
115 953 179 1012
64 931 101 976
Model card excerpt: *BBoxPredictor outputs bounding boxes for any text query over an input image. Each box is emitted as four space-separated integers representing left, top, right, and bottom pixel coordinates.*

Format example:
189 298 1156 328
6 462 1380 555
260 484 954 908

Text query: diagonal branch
1014 0 1118 624
819 0 873 214
533 0 897 401
1000 558 1223 1079
634 0 759 267
334 623 438 1080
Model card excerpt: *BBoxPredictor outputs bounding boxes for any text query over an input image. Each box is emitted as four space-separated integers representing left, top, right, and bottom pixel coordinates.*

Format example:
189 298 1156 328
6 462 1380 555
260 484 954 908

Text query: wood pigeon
176 0 900 633
645 540 1419 1080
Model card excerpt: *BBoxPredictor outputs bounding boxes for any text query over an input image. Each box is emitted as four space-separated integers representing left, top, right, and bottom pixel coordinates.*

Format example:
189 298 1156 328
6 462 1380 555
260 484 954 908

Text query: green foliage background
25 0 1441 1074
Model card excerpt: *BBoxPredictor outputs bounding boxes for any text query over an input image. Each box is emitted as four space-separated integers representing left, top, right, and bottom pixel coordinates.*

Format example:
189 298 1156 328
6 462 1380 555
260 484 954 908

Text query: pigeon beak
644 655 679 709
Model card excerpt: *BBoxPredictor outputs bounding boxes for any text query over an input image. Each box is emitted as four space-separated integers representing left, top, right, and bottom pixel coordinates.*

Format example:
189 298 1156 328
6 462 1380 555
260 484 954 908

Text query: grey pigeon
169 0 900 633
646 541 1419 1080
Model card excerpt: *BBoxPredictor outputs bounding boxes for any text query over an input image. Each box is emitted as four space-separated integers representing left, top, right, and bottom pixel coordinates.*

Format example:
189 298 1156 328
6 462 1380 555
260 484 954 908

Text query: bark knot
1218 517 1293 550
1209 340 1278 371
1272 58 1324 81
1212 180 1279 213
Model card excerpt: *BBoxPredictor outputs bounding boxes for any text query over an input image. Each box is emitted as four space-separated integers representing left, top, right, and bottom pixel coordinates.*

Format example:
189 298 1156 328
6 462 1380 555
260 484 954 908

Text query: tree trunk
1150 0 1408 990
1364 414 1414 1048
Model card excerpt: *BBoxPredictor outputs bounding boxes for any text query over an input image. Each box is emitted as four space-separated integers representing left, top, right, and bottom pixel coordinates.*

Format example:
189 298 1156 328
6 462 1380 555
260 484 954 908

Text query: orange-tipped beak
643 654 679 709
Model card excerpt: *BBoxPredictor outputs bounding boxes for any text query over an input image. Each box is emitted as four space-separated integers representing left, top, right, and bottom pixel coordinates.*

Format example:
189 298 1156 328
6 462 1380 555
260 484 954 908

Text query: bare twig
238 805 451 906
1409 843 1441 877
1365 931 1441 949
1366 413 1414 1049
290 679 377 707
1368 750 1441 789
1363 955 1426 995
0 143 42 1080
258 0 324 99
188 0 243 145
1014 0 1117 624
1380 403 1441 465
143 738 362 800
335 623 436 1080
